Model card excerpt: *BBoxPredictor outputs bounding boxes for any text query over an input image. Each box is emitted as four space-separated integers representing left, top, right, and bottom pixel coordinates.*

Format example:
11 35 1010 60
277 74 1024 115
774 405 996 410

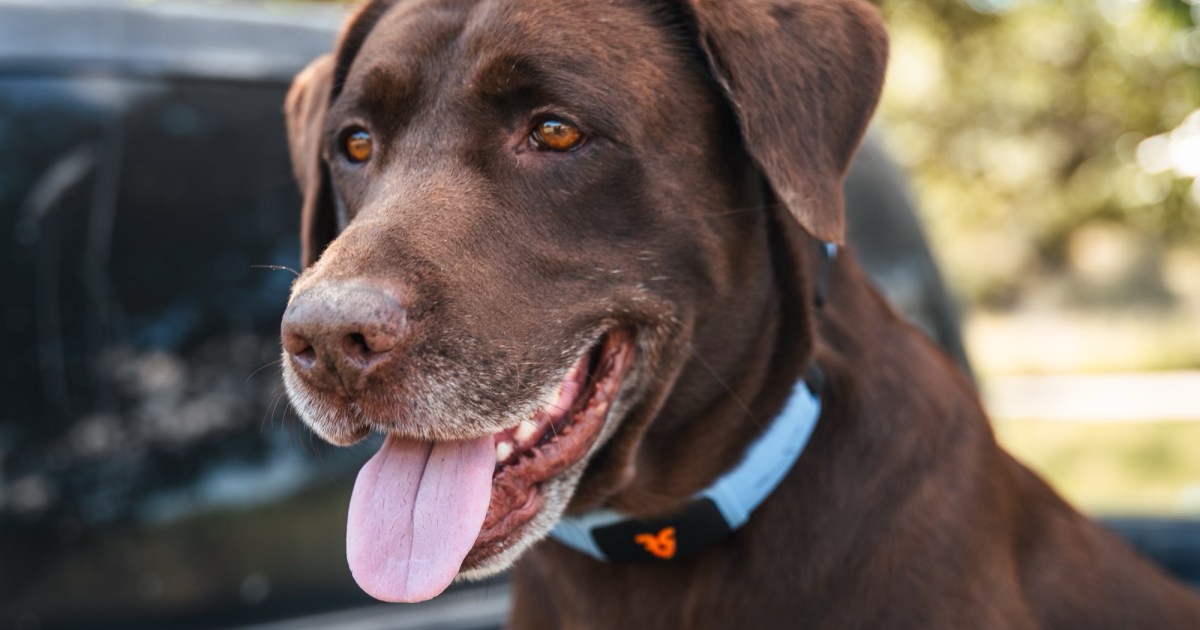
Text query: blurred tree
875 0 1200 307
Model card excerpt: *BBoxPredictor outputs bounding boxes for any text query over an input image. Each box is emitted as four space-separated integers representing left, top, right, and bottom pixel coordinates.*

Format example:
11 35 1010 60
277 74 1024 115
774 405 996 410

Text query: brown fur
281 0 1200 626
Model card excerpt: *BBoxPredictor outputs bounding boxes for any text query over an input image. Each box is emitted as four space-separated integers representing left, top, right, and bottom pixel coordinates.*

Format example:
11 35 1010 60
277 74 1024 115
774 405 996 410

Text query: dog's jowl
280 0 1200 626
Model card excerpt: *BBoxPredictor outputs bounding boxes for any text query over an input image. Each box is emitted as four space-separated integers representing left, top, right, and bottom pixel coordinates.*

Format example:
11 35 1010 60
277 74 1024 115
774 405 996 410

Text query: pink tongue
346 434 494 603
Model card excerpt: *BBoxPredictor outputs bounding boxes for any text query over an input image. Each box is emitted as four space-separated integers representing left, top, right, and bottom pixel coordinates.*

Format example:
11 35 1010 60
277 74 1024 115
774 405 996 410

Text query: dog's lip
489 344 593 466
464 329 636 564
358 333 606 446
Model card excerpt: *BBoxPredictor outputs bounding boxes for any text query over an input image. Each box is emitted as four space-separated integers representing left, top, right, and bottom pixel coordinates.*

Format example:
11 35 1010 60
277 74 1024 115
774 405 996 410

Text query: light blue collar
549 368 823 562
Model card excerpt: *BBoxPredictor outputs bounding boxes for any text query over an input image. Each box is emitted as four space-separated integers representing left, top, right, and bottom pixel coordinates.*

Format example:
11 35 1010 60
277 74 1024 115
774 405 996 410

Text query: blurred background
0 0 1196 628
875 0 1200 518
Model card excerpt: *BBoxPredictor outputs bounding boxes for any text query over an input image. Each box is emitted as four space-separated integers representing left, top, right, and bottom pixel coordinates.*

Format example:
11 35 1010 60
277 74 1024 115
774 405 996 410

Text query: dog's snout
281 283 407 392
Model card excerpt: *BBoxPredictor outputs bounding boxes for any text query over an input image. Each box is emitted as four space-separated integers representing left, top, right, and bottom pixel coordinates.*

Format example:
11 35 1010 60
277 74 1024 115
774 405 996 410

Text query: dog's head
281 0 886 602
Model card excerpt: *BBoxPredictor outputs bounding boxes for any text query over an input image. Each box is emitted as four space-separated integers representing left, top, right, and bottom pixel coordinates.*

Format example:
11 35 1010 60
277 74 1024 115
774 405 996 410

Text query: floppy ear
285 53 337 268
685 0 888 244
285 1 399 267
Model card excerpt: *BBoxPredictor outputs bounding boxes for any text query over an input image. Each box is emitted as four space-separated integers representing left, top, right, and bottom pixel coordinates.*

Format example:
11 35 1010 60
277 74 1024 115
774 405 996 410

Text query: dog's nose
281 283 407 392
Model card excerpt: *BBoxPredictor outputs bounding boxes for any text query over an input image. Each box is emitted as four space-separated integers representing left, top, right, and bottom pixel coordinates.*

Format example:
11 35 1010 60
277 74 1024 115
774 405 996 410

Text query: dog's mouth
474 330 634 557
344 329 635 603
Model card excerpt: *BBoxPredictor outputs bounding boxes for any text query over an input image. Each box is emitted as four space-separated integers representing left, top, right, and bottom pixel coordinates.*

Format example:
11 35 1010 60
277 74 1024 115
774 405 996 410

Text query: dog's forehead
345 0 688 117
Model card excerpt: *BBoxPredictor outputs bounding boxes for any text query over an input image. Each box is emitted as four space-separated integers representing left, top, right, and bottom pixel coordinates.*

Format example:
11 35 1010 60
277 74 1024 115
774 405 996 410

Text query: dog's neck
549 235 836 561
513 244 998 626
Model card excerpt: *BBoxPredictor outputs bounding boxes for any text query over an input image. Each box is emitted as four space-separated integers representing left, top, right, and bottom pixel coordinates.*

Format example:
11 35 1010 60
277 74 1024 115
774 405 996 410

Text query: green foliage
876 0 1200 307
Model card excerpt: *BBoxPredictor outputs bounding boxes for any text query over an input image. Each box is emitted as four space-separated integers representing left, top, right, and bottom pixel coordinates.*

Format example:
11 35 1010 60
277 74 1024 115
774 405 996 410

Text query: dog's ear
285 1 398 267
285 53 336 268
685 0 888 244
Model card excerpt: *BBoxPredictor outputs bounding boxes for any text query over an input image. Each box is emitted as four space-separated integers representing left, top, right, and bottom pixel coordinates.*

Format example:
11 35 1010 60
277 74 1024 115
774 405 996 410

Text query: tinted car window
0 72 382 629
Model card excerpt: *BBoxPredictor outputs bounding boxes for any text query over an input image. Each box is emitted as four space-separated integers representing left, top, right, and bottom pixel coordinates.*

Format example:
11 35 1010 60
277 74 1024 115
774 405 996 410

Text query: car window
0 73 381 630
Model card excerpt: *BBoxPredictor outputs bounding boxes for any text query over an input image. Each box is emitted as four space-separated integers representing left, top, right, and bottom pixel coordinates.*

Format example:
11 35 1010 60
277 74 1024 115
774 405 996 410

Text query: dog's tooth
540 389 560 412
514 420 539 443
564 363 581 384
496 440 513 463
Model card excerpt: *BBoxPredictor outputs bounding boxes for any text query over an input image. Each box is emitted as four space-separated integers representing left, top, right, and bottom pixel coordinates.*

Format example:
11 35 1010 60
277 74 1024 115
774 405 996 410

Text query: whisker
708 200 787 218
686 344 763 429
264 385 287 431
247 358 283 383
286 410 303 456
250 264 300 277
308 429 323 460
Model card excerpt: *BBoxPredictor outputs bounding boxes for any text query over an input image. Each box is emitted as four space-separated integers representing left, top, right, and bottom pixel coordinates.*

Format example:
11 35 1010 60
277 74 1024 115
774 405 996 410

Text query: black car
1 2 1193 629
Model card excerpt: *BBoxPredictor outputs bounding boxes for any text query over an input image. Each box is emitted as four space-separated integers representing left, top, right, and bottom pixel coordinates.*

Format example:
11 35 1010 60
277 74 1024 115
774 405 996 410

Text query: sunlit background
874 0 1200 517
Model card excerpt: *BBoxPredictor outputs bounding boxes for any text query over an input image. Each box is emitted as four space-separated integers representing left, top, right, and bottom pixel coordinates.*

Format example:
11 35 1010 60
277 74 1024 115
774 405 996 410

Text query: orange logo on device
634 527 677 559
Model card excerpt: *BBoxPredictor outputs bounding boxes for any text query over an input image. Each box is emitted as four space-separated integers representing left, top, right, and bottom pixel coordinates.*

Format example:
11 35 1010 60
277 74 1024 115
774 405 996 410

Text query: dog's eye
342 128 373 164
531 118 585 152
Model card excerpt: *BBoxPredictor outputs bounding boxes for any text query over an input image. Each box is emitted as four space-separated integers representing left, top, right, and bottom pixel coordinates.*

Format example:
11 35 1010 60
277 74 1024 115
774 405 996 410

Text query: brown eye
343 128 373 163
532 118 584 152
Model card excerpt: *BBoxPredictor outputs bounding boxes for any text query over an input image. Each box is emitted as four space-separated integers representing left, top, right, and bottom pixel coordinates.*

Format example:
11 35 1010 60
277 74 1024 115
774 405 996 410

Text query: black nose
281 283 407 393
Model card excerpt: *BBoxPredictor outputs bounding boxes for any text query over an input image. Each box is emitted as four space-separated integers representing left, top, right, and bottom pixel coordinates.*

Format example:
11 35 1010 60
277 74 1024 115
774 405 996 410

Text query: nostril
341 326 400 366
345 332 373 362
294 345 318 370
348 332 369 355
282 331 318 369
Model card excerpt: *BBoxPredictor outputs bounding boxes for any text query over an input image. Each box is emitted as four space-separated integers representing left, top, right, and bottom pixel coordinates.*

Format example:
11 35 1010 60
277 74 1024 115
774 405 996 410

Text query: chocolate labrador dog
279 0 1200 626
